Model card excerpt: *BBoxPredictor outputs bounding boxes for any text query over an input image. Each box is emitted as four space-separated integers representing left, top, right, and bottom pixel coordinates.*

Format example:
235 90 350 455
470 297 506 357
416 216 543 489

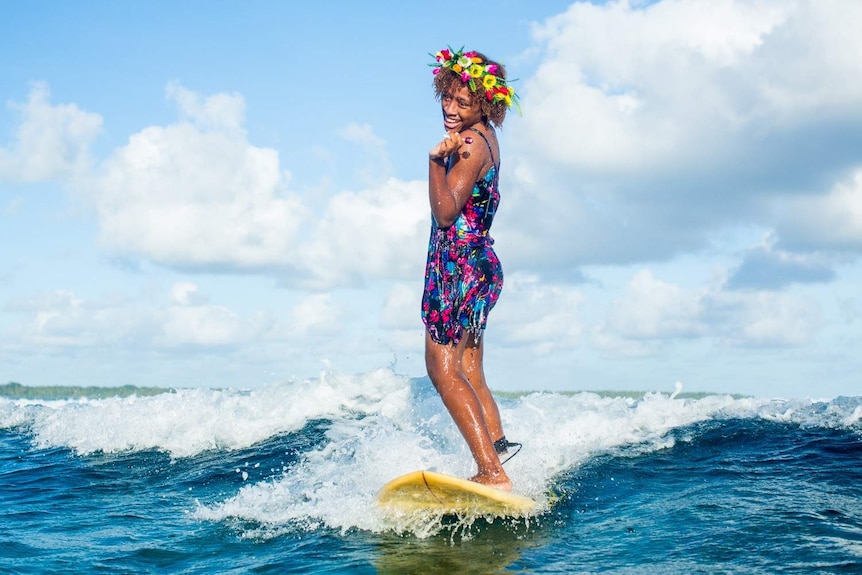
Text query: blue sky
2 0 861 398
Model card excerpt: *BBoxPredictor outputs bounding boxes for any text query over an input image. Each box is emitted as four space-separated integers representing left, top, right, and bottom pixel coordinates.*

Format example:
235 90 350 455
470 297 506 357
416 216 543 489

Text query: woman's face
441 84 483 133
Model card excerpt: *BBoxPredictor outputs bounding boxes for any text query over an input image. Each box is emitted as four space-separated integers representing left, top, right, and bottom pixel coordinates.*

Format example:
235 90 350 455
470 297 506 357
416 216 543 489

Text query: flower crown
430 47 521 113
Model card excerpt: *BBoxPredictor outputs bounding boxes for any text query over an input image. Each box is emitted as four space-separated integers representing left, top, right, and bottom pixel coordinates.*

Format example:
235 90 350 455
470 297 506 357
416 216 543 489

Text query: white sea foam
0 368 409 457
3 370 860 536
190 377 861 536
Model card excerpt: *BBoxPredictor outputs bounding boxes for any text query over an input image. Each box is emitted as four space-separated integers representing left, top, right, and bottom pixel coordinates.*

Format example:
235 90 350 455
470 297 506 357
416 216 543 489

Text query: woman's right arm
428 131 485 227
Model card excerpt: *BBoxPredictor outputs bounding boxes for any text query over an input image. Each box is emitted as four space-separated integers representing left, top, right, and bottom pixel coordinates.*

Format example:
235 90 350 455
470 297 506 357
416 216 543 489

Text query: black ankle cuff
494 436 509 454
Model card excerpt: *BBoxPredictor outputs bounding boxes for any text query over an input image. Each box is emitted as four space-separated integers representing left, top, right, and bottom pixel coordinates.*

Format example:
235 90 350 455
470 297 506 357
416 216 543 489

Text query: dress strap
467 127 499 171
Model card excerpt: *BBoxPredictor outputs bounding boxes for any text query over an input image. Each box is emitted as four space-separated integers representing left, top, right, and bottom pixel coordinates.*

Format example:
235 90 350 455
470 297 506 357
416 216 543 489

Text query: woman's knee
425 348 450 385
425 335 462 384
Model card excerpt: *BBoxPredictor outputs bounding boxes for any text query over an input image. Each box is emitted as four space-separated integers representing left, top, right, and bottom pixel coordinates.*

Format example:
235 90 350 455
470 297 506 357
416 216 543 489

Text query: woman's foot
470 472 513 492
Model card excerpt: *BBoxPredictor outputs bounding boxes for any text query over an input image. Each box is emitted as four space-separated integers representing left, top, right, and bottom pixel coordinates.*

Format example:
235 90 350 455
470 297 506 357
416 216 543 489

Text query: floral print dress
422 127 503 346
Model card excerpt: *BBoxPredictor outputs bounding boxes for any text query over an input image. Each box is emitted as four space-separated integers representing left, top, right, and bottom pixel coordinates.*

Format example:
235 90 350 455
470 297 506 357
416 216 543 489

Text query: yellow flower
482 74 497 89
453 64 462 73
469 64 484 78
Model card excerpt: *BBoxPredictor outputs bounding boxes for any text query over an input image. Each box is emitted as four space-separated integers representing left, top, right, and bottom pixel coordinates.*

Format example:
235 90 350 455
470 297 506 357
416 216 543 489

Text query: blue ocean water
1 370 861 574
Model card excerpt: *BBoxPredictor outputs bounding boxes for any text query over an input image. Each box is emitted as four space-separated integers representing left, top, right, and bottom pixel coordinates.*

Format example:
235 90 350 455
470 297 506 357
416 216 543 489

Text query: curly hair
432 52 508 128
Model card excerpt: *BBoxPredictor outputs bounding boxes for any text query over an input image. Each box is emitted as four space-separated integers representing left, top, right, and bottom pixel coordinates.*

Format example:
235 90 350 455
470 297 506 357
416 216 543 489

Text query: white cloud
171 281 207 306
591 267 821 352
728 241 836 289
85 85 428 289
340 123 384 147
5 289 151 349
287 293 344 337
380 282 421 331
5 3 856 394
504 0 862 270
297 177 429 289
493 273 585 354
158 302 263 348
0 280 393 373
605 269 705 339
0 83 102 182
339 122 392 186
752 0 862 115
776 168 862 251
4 284 274 351
92 90 306 270
709 289 822 347
524 0 862 164
165 82 246 134
3 282 286 356
157 282 271 347
520 0 789 172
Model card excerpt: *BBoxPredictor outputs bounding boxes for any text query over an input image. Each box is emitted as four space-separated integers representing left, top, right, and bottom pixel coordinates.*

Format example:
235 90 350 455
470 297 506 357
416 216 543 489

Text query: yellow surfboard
376 470 537 517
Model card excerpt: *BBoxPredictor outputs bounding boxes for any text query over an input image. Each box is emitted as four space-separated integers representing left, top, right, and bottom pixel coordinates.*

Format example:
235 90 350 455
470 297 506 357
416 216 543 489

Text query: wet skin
425 84 511 491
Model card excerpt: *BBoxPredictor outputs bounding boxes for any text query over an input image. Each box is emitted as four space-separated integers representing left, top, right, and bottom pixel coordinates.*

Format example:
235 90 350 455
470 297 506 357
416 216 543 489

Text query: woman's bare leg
461 335 505 443
424 331 511 491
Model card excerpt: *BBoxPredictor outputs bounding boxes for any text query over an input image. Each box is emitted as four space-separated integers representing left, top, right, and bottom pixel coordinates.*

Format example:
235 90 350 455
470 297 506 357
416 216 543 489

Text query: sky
2 0 861 399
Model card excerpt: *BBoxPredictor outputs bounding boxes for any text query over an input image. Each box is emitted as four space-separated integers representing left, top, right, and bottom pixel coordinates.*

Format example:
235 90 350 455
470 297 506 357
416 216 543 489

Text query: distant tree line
0 382 171 400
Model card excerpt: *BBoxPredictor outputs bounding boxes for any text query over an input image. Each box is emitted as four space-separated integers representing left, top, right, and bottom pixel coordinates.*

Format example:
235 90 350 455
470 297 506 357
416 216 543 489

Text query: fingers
442 131 464 152
429 131 472 160
445 132 475 147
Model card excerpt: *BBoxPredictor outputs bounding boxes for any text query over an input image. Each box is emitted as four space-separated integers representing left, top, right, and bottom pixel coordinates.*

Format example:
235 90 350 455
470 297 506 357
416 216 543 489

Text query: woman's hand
429 131 465 162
